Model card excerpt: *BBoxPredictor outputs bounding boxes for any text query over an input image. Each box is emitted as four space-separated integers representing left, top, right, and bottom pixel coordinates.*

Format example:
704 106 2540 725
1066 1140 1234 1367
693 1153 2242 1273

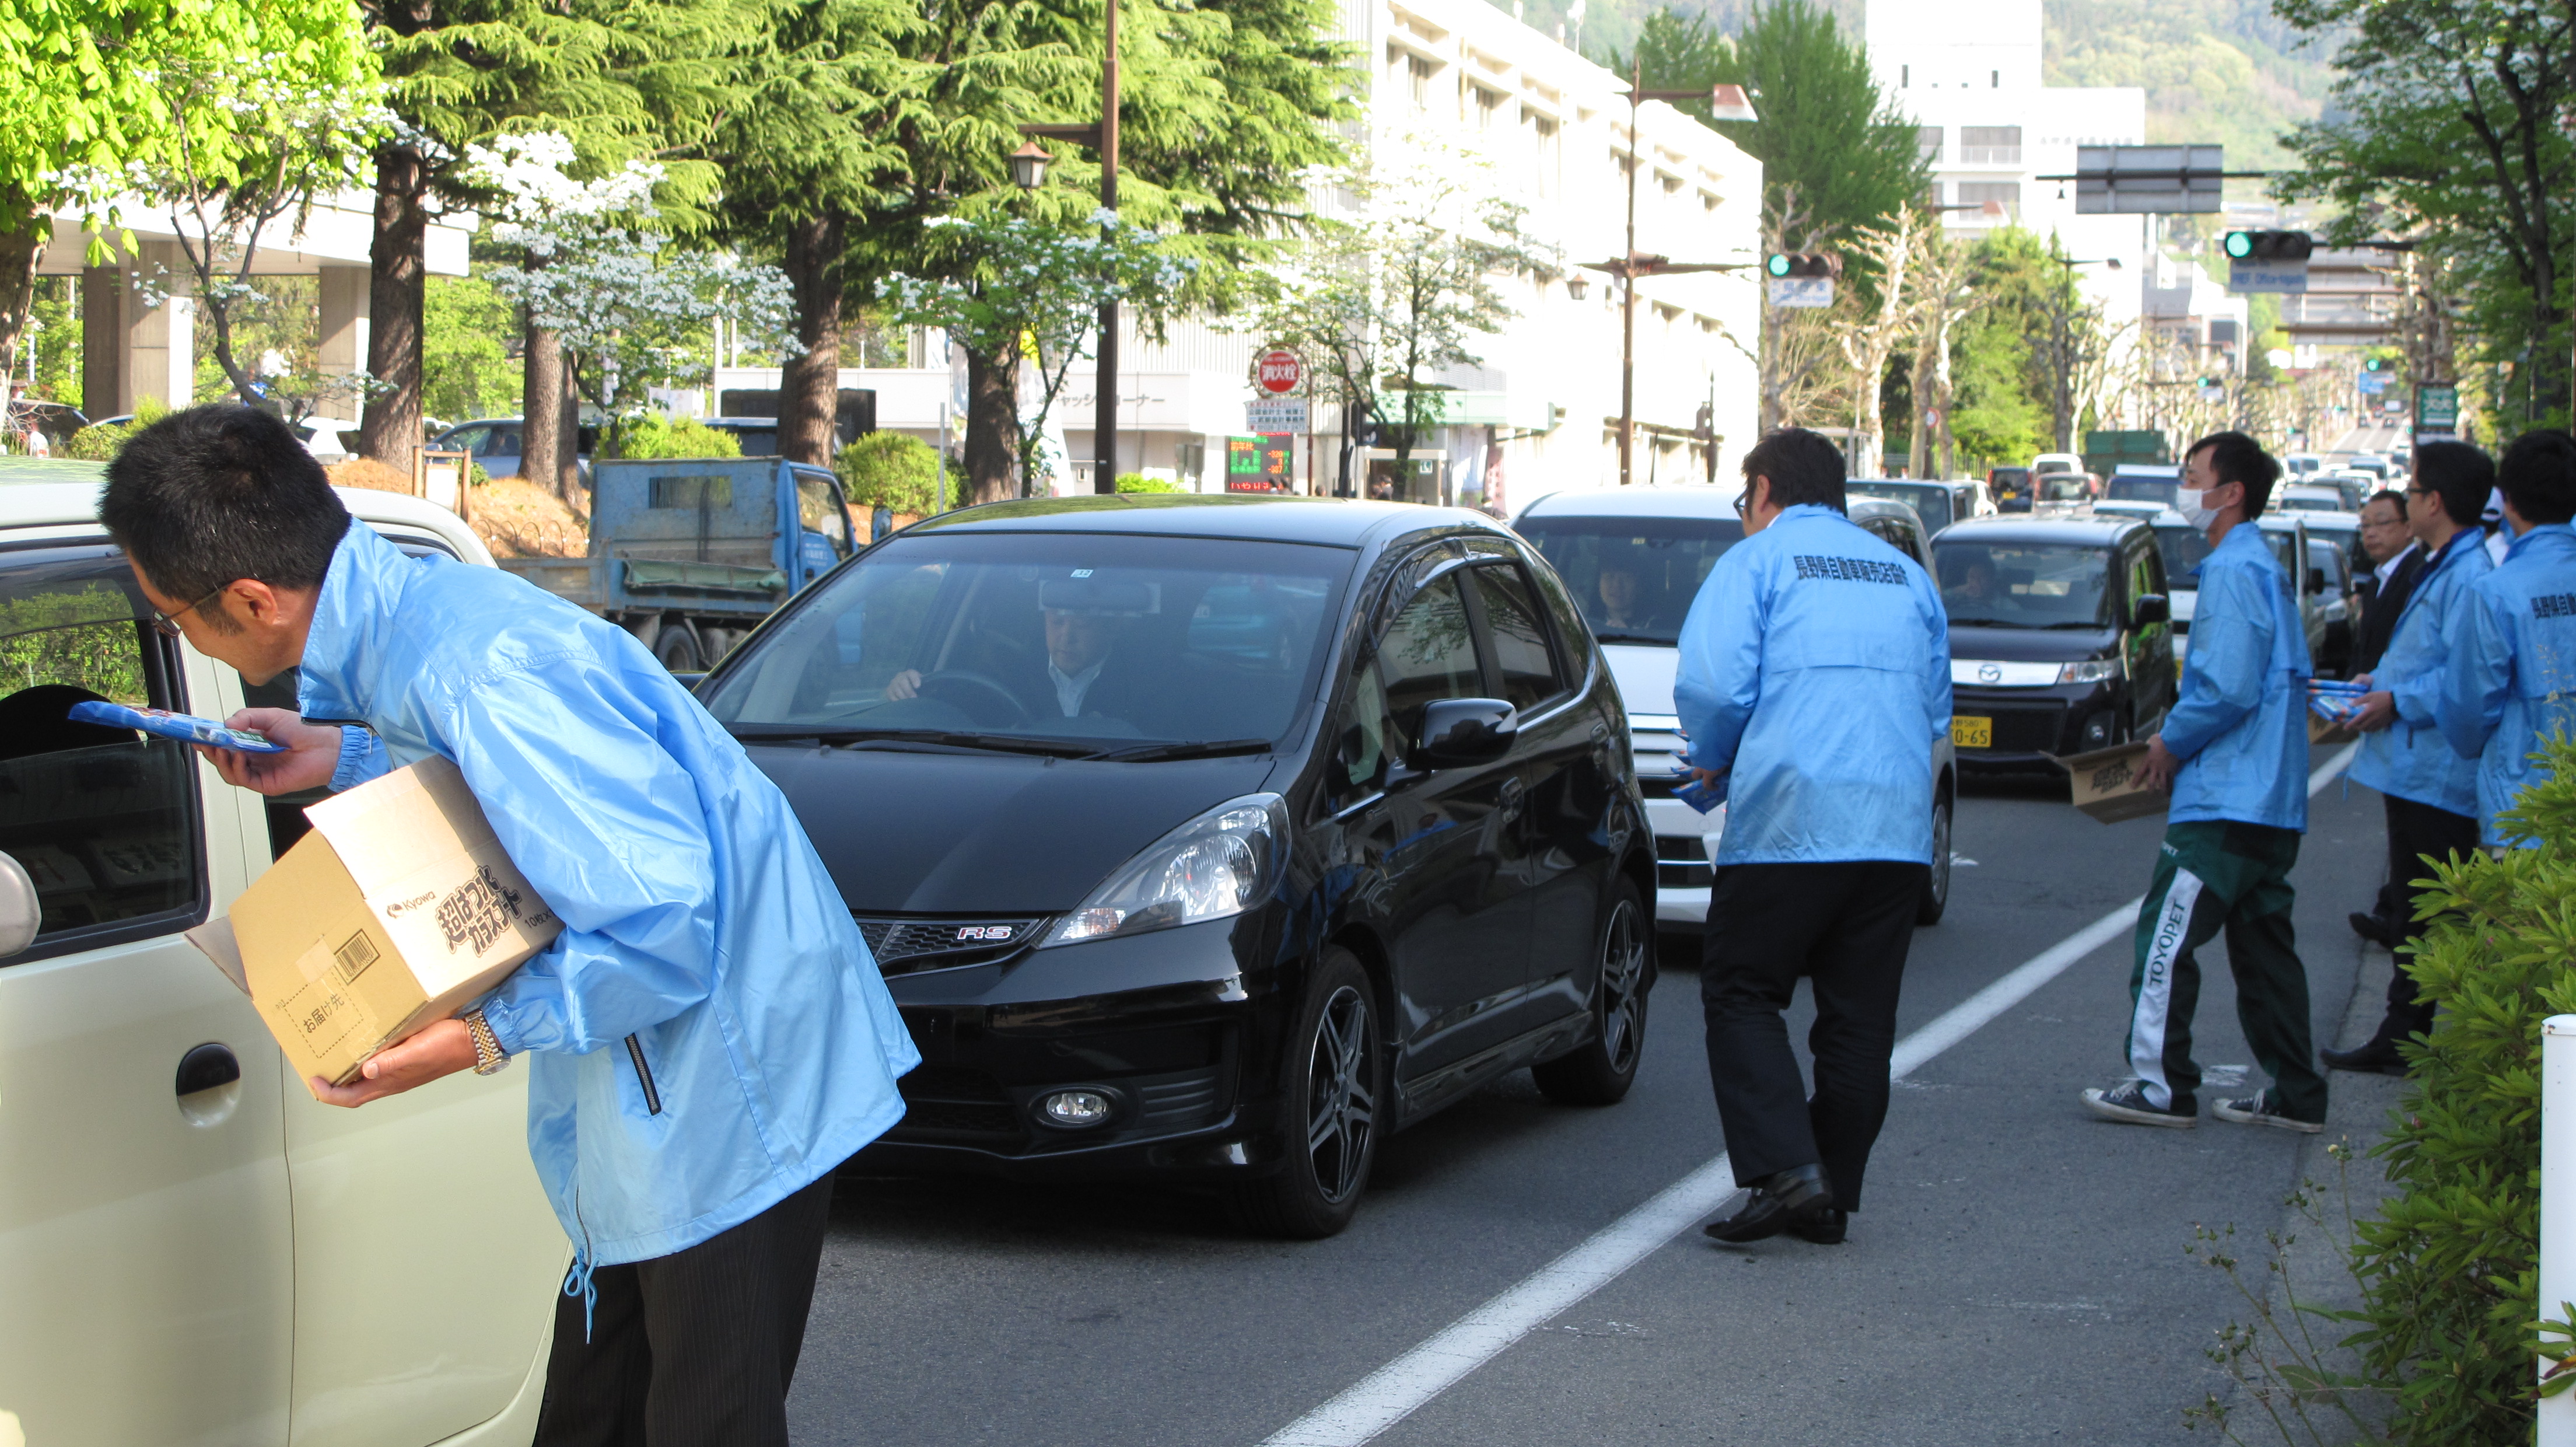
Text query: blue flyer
68 700 290 753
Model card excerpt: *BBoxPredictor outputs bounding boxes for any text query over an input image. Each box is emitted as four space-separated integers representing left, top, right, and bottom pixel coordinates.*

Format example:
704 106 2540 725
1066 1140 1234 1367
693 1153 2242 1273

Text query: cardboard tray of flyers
2051 742 2169 823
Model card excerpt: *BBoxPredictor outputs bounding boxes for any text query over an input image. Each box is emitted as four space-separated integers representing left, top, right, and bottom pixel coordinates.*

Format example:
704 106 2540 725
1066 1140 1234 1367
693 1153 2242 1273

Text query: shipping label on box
2054 742 2169 823
188 756 561 1085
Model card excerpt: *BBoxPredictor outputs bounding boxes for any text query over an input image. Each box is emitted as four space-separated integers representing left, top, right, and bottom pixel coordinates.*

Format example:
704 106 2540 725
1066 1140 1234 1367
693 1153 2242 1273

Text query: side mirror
0 851 38 959
2307 567 2328 596
1414 697 1517 767
2133 593 2169 627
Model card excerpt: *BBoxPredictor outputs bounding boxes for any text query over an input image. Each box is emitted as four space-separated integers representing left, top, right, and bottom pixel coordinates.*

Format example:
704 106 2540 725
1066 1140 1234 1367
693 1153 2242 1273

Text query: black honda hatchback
695 494 1655 1236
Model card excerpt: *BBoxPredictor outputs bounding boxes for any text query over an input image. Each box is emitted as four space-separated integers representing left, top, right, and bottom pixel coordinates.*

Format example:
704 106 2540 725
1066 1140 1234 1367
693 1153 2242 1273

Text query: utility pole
1094 0 1118 495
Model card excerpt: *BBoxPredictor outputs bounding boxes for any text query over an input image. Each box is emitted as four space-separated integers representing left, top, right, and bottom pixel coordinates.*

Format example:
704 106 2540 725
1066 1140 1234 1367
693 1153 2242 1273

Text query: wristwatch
461 1009 510 1076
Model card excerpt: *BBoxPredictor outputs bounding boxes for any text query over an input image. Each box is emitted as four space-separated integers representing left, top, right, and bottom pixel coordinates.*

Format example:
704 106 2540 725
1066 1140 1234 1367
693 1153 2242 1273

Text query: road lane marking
1259 742 2361 1447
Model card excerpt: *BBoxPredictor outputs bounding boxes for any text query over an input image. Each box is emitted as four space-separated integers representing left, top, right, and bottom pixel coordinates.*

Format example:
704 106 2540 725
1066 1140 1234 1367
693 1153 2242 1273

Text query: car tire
1533 879 1652 1106
1230 949 1384 1240
652 622 702 673
1916 787 1953 926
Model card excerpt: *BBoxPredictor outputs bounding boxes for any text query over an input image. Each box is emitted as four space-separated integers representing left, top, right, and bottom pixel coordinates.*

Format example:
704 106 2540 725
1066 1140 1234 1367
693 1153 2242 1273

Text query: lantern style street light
1008 142 1053 191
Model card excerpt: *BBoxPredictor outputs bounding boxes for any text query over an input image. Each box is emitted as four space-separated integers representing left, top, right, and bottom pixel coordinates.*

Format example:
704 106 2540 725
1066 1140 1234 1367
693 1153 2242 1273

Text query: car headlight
1041 794 1286 948
2057 659 2120 684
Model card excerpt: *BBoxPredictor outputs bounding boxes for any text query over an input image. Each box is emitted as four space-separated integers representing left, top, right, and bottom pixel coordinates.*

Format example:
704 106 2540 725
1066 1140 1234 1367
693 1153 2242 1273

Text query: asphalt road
789 744 2387 1445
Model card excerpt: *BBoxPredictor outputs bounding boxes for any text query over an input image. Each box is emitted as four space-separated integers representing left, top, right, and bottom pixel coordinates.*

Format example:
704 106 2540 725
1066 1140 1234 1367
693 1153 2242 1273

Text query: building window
1957 181 2020 219
1990 68 2000 88
1959 125 2022 165
1529 114 1560 197
1916 125 1943 163
1397 52 1436 111
1901 64 1909 87
1474 85 1503 131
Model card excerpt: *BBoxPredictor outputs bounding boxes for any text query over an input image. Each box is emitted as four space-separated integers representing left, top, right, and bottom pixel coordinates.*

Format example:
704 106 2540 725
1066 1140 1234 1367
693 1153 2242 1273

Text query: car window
0 546 204 962
1931 540 2113 629
1468 564 1563 711
479 427 523 458
796 474 853 558
1516 514 1742 646
2154 525 2213 588
1860 516 1924 565
704 531 1353 748
2126 544 2159 614
1342 574 1479 788
1847 483 1951 534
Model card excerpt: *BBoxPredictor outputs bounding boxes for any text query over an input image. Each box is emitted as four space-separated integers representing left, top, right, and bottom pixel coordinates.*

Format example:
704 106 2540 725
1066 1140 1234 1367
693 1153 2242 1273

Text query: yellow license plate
1952 716 1993 748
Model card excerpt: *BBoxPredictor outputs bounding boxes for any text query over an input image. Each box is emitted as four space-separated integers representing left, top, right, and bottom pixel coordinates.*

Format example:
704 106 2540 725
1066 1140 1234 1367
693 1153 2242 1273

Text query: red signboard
1256 349 1303 395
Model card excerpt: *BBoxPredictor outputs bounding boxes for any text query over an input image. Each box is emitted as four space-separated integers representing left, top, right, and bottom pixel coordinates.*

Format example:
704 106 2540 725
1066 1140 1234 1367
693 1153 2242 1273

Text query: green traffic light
1766 253 1793 277
2224 231 2254 260
2364 356 2385 372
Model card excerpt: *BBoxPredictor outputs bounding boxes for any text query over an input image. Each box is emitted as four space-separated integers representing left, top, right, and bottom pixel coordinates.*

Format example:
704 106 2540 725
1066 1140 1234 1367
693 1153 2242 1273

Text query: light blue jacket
2435 523 2576 847
2162 520 2311 831
2350 525 2491 817
1673 504 1951 865
303 523 918 1267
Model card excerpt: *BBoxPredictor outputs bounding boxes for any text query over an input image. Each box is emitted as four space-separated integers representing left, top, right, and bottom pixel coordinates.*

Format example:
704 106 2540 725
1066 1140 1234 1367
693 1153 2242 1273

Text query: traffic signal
2364 356 2388 372
2222 230 2314 263
1765 252 1840 278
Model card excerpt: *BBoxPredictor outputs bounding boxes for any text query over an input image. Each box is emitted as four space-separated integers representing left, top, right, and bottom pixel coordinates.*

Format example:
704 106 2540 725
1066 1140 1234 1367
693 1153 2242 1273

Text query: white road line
1259 741 2363 1447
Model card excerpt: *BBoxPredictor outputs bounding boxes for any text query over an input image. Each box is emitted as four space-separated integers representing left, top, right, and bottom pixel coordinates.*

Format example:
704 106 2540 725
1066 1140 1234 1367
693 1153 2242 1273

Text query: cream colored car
0 470 564 1446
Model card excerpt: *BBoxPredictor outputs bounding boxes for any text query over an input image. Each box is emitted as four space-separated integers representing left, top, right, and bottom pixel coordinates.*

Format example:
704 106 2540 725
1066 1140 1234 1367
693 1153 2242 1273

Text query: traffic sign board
1256 349 1303 394
2357 372 2389 394
2417 383 2460 431
2228 261 2308 294
1246 399 1310 433
1768 277 1834 309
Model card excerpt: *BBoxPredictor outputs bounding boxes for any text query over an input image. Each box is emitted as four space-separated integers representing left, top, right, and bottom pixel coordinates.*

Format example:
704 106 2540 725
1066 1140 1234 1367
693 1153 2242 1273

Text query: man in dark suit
885 580 1156 724
2351 489 2421 677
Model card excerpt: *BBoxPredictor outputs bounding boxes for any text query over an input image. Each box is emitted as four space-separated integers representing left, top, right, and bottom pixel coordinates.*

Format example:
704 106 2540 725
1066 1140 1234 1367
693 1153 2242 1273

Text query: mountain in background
1483 0 2332 176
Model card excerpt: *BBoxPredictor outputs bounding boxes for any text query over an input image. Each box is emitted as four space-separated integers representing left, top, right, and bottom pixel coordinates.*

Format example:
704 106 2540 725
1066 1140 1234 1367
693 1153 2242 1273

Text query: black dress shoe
1788 1207 1847 1245
2321 1040 2409 1076
2348 911 2396 948
1703 1164 1835 1245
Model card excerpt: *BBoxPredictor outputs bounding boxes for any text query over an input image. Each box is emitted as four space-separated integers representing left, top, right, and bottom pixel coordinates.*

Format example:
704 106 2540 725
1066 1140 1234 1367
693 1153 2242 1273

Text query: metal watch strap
463 1010 509 1075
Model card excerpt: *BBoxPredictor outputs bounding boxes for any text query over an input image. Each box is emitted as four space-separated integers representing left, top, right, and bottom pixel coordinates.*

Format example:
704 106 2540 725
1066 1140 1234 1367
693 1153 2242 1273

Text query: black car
1932 515 2177 770
1989 466 2034 513
696 494 1656 1237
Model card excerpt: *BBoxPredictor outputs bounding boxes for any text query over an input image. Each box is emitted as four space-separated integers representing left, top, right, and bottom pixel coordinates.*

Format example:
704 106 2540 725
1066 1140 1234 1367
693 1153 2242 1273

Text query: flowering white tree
881 211 1195 497
471 134 796 459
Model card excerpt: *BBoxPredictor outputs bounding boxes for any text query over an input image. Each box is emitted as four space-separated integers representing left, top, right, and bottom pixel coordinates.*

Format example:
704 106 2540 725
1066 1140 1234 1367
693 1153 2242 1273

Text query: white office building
716 0 1764 506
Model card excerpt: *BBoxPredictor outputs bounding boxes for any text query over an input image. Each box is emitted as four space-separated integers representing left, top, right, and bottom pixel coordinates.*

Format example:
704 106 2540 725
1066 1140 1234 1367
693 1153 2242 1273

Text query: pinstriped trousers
2123 821 2326 1123
536 1169 837 1447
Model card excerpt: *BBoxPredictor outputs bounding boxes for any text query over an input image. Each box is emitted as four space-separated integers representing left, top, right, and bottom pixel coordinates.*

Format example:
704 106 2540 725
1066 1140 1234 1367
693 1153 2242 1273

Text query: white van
0 464 564 1446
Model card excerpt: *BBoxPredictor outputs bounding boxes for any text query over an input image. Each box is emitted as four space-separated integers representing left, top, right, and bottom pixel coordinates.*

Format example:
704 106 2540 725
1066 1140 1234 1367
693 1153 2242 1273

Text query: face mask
2176 488 2221 528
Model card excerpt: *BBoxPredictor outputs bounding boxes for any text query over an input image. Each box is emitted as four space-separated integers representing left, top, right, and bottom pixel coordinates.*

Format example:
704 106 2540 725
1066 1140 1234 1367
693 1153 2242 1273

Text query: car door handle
176 1042 241 1096
1499 776 1527 809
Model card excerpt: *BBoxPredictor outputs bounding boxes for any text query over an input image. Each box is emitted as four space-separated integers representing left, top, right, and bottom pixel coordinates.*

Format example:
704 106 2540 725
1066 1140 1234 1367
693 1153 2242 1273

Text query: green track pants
2122 820 2327 1123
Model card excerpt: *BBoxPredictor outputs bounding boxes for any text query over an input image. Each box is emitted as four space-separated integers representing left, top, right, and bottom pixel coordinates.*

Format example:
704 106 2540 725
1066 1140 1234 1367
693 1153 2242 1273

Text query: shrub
64 423 134 462
1115 473 1182 493
2343 735 2576 1441
835 431 942 515
615 414 741 460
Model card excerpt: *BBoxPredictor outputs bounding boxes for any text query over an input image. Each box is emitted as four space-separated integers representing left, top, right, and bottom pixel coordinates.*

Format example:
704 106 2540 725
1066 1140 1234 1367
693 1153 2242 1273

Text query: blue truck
498 455 858 671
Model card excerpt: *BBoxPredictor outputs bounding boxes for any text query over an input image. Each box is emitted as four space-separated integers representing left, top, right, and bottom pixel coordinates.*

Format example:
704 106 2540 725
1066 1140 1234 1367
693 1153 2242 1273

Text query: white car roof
2 462 494 567
1516 483 1741 522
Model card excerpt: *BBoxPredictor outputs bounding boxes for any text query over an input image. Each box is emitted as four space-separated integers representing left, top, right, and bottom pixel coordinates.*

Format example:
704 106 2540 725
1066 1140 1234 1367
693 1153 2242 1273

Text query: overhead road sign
2041 145 2262 215
1763 252 1838 308
2224 230 2313 294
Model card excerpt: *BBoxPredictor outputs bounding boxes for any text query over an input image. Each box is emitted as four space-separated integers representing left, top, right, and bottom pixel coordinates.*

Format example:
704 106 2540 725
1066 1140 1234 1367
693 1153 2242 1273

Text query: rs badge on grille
954 925 1016 942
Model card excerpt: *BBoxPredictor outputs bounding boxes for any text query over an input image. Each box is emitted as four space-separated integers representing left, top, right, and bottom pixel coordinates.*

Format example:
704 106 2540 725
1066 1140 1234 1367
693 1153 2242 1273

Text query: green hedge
836 432 942 515
1114 473 1181 493
615 415 742 460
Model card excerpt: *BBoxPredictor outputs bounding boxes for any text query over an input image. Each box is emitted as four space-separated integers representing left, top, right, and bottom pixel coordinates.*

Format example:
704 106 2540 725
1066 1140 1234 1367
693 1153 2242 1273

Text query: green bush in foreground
1115 473 1181 493
836 431 942 516
615 415 743 460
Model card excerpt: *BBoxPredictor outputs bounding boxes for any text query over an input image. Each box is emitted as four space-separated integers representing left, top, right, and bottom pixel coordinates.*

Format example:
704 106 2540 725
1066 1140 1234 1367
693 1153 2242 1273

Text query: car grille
1135 1068 1223 1132
892 1065 1023 1140
1954 698 2068 754
1656 835 1712 889
855 916 1047 976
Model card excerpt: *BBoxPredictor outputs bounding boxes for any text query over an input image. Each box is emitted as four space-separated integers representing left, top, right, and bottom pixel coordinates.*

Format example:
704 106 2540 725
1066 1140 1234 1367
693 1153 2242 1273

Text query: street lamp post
1016 0 1121 495
1600 67 1756 487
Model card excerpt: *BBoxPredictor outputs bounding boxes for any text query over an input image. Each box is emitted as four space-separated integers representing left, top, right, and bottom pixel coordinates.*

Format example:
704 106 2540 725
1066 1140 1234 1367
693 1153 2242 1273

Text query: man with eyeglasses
99 404 919 1447
2323 443 2494 1076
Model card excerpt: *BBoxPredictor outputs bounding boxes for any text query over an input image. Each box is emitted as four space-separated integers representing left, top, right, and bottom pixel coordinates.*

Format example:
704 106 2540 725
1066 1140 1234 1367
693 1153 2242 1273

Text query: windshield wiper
1947 617 2024 628
732 727 1102 758
1086 738 1274 763
1591 630 1674 645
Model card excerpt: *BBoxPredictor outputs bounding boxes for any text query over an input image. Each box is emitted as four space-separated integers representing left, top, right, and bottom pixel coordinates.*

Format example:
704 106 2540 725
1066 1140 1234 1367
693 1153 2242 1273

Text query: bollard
2544 1016 2576 1445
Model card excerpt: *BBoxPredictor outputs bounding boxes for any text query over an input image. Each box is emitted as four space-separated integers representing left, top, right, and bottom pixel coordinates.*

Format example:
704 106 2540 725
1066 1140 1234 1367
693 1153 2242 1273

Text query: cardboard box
188 757 561 1085
2053 742 2169 823
2309 712 2359 745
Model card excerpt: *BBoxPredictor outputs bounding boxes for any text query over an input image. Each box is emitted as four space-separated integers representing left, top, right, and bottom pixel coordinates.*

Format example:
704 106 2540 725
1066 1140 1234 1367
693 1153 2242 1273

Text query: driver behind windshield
884 579 1149 720
1594 561 1666 634
1944 553 2001 611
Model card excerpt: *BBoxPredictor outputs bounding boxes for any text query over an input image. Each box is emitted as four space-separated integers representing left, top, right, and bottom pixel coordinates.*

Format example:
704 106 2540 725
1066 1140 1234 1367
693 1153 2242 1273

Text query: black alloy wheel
1231 949 1383 1239
1533 879 1651 1106
1917 787 1953 925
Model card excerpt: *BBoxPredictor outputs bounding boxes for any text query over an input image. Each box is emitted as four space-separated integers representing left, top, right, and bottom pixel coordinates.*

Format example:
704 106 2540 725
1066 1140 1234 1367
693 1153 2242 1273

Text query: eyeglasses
1731 494 1749 518
149 583 229 638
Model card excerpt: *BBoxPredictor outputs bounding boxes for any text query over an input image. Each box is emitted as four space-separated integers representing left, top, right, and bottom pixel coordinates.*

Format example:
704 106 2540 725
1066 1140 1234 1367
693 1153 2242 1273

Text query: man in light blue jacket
2325 442 2493 1075
101 406 918 1447
2082 432 2325 1134
2437 429 2576 848
1673 428 1950 1247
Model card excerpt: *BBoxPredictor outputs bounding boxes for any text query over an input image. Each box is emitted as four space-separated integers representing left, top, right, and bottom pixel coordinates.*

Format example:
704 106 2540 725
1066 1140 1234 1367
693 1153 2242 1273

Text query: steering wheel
915 670 1031 726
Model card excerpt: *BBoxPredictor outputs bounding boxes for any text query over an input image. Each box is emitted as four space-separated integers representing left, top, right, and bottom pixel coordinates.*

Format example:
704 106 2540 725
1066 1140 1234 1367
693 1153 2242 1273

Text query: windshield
2107 474 2179 505
1847 483 1952 534
1933 540 2113 629
2154 526 2213 589
2280 493 2344 512
701 531 1353 749
2039 474 2092 502
1516 514 1744 646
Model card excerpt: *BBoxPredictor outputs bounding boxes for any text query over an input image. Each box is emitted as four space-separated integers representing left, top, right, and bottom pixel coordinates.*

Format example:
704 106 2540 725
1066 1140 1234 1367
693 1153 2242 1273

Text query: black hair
1740 427 1846 512
2185 431 2281 518
97 405 350 627
2409 440 2496 529
2365 487 2407 519
2499 429 2576 526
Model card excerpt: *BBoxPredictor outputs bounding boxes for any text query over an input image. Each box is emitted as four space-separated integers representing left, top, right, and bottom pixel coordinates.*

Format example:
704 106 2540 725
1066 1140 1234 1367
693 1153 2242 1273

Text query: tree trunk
778 212 845 467
556 359 583 504
360 144 428 466
964 345 1018 504
522 309 564 502
0 223 44 387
